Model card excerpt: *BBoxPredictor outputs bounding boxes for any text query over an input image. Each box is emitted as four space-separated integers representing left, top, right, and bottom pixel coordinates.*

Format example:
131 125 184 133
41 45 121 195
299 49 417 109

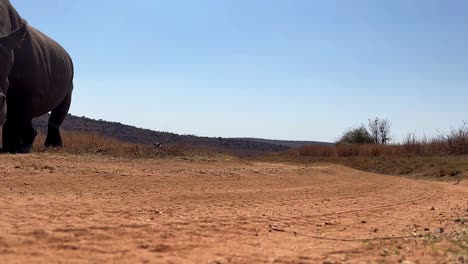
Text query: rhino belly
30 79 72 118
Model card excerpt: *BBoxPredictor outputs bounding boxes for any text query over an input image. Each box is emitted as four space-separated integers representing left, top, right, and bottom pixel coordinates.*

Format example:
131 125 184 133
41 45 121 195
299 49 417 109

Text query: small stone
424 228 430 231
381 248 389 256
437 227 444 233
24 182 29 185
361 220 367 224
430 207 435 211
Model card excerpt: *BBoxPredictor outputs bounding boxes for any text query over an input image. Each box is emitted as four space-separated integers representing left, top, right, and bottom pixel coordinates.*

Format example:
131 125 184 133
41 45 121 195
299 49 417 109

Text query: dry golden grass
263 125 468 180
292 140 468 158
1 124 467 180
32 131 187 158
284 123 468 158
264 148 468 181
264 153 467 180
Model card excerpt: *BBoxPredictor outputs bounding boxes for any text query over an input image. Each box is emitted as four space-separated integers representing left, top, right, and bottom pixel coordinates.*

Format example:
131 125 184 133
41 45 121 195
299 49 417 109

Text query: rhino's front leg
2 118 36 153
2 119 21 153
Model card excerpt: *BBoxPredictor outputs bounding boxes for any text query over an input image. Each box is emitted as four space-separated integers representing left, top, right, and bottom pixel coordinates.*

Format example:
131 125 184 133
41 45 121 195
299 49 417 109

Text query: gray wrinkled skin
0 0 74 153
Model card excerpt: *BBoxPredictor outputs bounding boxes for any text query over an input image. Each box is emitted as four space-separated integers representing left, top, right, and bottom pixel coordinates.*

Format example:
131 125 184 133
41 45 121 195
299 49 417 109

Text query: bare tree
367 117 392 144
378 119 392 144
367 118 380 144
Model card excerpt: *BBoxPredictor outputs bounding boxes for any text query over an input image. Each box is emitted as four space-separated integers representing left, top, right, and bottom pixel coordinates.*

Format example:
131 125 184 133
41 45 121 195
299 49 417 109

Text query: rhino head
0 22 28 125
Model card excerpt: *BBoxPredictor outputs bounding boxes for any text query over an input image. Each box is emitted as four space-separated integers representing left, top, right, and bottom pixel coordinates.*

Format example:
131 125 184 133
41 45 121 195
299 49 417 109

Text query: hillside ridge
32 114 330 156
33 114 324 156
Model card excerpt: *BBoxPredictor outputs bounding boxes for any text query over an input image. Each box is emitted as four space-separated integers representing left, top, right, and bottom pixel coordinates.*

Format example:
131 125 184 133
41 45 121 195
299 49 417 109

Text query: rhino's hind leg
45 122 62 147
45 92 71 147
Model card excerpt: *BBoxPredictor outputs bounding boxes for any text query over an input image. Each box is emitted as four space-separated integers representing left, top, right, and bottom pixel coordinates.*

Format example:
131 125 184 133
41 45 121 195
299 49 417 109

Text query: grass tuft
31 131 188 158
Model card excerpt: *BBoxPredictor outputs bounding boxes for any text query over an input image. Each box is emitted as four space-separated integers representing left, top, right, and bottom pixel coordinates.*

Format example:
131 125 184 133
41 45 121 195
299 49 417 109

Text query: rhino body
0 0 74 153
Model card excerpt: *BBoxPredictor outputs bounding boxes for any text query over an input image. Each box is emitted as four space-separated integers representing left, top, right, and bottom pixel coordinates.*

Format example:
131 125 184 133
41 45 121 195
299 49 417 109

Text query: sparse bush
337 117 392 145
291 122 468 158
338 125 374 144
441 121 468 155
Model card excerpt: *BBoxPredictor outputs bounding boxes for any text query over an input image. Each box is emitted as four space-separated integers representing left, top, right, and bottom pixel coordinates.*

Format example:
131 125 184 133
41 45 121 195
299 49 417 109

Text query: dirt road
0 154 466 263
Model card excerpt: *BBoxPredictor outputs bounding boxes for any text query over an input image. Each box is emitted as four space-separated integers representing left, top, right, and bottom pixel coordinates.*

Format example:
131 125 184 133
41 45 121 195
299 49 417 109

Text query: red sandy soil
0 154 466 263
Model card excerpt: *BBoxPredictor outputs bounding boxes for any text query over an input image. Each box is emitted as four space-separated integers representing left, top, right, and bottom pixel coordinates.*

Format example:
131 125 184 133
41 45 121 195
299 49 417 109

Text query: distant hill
238 138 333 148
32 114 291 156
31 114 331 156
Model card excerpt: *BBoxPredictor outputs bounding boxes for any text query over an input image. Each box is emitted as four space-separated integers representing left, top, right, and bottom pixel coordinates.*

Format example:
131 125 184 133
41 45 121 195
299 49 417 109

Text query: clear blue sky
12 0 468 142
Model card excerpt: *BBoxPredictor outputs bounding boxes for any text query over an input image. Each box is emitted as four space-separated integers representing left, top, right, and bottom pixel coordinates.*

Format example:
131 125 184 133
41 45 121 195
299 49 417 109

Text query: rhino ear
0 22 27 50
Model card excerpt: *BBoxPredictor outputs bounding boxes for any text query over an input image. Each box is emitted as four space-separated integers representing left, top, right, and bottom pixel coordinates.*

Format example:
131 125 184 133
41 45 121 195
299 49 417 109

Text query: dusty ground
0 154 466 263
